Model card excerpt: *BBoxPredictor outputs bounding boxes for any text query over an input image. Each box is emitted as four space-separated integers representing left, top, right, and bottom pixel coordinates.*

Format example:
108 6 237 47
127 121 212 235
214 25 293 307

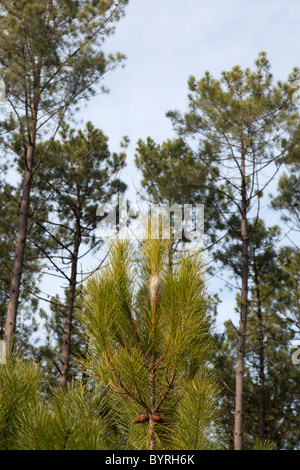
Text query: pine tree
135 137 222 245
0 0 128 357
76 232 220 450
135 53 300 449
214 221 300 450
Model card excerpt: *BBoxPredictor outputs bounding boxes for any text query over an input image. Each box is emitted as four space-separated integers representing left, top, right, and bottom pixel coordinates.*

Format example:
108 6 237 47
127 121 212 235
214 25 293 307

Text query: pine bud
149 274 161 307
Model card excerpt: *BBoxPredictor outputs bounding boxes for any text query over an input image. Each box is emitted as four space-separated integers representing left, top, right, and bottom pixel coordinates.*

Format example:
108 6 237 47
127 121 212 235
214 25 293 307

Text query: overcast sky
70 0 300 329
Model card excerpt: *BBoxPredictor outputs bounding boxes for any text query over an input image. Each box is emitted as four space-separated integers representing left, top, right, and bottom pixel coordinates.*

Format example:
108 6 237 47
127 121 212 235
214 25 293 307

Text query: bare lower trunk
234 151 248 450
4 144 34 358
59 217 81 387
234 232 248 450
254 264 266 441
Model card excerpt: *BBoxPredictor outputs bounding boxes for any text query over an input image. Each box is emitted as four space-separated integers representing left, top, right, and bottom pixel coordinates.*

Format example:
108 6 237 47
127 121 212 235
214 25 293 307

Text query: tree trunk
148 282 158 450
148 414 156 450
4 143 34 358
254 262 266 442
59 213 81 387
234 152 249 450
148 368 156 450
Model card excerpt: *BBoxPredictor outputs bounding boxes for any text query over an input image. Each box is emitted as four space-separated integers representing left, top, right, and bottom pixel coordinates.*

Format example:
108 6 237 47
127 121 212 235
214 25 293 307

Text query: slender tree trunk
234 152 249 450
4 142 35 358
254 261 266 442
59 213 81 387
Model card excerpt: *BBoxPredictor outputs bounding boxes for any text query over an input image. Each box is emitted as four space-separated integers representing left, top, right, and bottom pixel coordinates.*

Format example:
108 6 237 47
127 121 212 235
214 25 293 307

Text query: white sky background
9 0 299 340
75 0 300 332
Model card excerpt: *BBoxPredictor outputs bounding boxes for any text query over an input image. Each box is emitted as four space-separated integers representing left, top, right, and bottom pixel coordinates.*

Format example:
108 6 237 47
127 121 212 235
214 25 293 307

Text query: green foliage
170 371 220 450
135 137 222 244
32 121 127 247
0 356 44 449
0 235 220 450
162 53 300 241
0 356 125 450
13 381 121 450
0 0 129 140
168 52 298 150
77 236 220 450
271 144 300 230
253 438 275 451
